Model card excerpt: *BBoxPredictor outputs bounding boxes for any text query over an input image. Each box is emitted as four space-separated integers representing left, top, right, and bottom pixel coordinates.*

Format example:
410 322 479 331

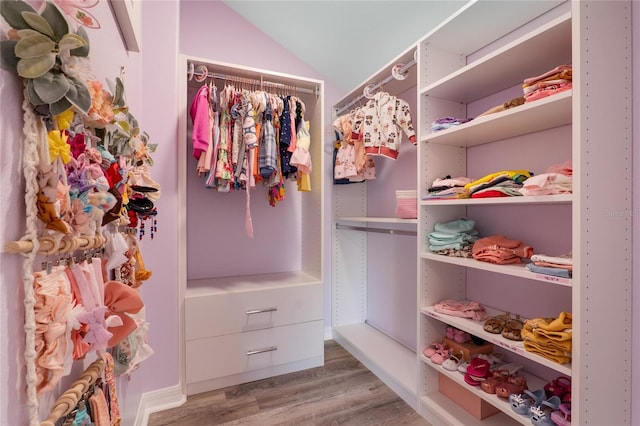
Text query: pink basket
395 190 417 219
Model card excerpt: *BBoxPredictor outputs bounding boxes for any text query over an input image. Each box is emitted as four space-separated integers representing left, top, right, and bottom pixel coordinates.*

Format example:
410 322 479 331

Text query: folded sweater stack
424 175 472 200
464 170 532 198
472 235 534 265
433 299 487 321
428 218 479 258
522 312 572 364
431 116 473 132
519 160 573 196
523 64 573 103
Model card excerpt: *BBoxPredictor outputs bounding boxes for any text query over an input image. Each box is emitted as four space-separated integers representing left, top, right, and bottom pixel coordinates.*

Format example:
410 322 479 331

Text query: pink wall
365 86 419 350
123 0 181 422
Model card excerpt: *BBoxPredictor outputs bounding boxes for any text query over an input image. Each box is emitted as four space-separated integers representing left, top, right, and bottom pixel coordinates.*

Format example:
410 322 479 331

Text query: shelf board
421 305 572 377
418 1 566 60
420 193 572 206
421 14 571 103
186 271 322 297
420 358 548 426
332 323 417 408
421 90 572 147
336 216 417 224
420 253 573 287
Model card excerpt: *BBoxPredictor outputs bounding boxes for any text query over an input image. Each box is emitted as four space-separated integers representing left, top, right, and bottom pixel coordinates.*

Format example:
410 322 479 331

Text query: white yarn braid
20 83 42 426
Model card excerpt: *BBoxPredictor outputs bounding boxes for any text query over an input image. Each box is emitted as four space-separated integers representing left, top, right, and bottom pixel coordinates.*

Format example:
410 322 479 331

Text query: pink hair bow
103 281 144 348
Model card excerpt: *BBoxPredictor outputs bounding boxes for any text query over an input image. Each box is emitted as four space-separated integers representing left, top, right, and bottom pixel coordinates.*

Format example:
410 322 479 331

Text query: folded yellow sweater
524 312 572 332
522 329 572 351
524 341 571 364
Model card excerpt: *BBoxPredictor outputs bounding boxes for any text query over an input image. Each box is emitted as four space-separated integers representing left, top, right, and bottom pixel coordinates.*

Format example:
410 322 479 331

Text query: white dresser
185 272 324 395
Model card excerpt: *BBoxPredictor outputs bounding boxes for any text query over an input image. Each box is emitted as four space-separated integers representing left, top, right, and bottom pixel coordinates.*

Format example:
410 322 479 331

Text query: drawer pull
246 307 278 315
246 346 278 356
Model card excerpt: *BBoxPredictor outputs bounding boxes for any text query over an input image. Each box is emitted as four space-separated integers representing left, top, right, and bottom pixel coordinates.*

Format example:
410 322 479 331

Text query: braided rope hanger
19 82 43 425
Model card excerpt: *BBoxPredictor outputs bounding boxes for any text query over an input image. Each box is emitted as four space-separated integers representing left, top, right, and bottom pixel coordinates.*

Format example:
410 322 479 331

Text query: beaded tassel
139 218 145 240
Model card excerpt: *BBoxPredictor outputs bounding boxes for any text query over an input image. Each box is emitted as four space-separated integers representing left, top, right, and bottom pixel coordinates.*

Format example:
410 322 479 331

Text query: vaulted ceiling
223 1 467 91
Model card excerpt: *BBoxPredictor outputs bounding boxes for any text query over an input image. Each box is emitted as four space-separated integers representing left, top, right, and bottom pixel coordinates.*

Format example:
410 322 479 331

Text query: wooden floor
148 340 430 426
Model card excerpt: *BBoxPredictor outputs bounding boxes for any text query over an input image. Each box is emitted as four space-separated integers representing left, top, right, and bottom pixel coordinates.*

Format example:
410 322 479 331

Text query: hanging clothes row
332 90 416 184
189 81 313 202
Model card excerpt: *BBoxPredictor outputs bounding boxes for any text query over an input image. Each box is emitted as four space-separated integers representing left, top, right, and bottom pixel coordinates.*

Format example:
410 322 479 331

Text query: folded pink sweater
472 235 534 264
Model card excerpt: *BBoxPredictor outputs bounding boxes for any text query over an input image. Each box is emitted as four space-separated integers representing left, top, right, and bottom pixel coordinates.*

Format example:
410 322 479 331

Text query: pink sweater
189 85 211 159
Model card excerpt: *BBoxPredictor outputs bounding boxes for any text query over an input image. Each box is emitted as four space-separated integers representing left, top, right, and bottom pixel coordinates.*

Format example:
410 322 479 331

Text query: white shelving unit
416 2 632 426
177 55 325 394
330 1 632 424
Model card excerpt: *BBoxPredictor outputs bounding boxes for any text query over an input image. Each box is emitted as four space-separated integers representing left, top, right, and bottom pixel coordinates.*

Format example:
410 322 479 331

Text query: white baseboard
135 383 186 426
324 325 333 340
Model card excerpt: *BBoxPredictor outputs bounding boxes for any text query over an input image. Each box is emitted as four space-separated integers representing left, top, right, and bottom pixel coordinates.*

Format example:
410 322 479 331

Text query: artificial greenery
105 76 156 166
1 0 91 115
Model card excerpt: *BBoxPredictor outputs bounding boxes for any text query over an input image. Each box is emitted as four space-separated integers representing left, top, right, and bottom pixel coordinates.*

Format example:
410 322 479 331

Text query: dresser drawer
185 281 322 340
186 320 324 384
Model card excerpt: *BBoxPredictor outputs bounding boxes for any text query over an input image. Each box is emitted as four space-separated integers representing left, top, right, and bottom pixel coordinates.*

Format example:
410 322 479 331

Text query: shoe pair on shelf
423 342 451 365
423 342 468 371
481 368 528 397
509 376 571 425
518 395 570 426
456 352 504 374
483 312 525 341
445 326 471 343
509 390 562 425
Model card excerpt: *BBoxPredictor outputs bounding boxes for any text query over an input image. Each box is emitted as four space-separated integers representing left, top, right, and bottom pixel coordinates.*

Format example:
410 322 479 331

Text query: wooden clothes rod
188 63 319 96
336 223 417 236
40 357 105 426
4 235 107 255
335 59 416 116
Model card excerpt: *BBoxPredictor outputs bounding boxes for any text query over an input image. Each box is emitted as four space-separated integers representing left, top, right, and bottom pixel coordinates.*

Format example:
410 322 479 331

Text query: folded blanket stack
526 253 573 278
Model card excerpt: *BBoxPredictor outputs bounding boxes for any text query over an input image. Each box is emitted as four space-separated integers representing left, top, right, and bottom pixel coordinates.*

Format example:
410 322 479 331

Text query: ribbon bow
48 130 72 164
53 109 74 131
104 281 144 348
77 305 112 352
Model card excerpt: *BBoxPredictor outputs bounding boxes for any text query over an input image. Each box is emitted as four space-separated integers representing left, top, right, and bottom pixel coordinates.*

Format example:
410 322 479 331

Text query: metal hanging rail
336 223 417 236
335 59 416 116
187 62 319 96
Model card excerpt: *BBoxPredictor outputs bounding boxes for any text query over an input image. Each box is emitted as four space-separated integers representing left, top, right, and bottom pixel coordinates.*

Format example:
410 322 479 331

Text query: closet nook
178 56 325 395
332 44 419 408
332 1 632 425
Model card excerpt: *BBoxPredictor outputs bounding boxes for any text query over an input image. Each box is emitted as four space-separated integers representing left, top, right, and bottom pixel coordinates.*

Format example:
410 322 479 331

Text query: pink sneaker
550 403 571 426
